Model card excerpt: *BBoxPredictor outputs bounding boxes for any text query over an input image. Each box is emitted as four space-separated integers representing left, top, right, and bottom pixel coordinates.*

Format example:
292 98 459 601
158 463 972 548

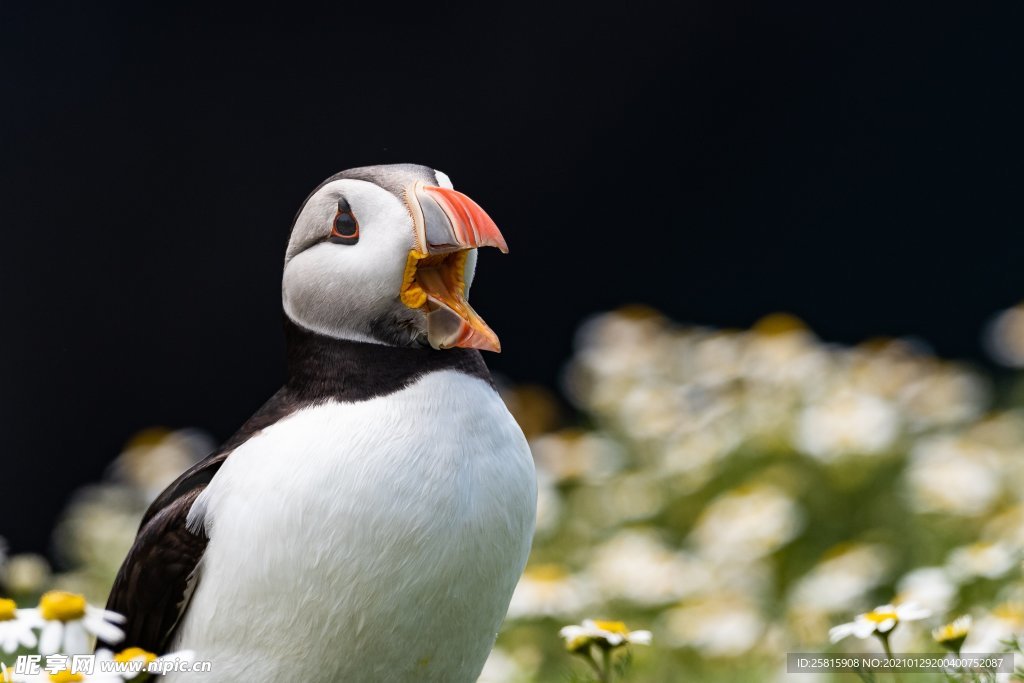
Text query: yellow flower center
864 610 897 624
993 602 1024 621
933 618 970 644
115 647 157 665
593 620 630 635
526 564 569 582
0 599 17 621
126 427 171 449
48 671 84 683
753 312 806 335
39 591 87 622
565 635 591 653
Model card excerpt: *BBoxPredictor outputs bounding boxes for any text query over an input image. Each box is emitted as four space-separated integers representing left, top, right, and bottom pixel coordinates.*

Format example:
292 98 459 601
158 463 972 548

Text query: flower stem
583 646 605 682
877 633 900 683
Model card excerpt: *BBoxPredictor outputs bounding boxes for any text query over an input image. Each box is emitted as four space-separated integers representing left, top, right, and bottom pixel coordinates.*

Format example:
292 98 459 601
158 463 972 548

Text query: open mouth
400 250 500 352
400 251 468 313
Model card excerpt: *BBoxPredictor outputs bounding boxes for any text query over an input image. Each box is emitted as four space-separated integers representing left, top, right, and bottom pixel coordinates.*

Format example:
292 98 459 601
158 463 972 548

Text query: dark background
2 3 1021 555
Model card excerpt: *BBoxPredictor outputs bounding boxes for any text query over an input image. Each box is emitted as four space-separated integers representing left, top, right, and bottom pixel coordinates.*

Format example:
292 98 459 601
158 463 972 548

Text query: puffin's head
283 164 508 352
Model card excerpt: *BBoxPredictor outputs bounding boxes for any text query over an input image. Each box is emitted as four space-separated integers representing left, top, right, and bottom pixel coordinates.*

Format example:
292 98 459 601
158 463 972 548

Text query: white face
282 177 478 346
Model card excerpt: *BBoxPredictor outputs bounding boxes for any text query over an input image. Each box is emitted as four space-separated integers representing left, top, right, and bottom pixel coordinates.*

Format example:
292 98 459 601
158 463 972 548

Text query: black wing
103 387 302 653
101 486 209 653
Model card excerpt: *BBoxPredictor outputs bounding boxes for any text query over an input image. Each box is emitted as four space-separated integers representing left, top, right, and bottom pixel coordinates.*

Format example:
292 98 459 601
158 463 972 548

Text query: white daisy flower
795 390 900 461
963 603 1024 652
28 591 125 655
97 647 196 680
559 619 652 652
984 303 1024 367
476 647 534 683
829 602 931 643
587 530 711 607
661 596 765 657
2 554 52 596
894 567 958 614
0 598 42 654
932 615 971 654
947 541 1016 581
507 564 593 619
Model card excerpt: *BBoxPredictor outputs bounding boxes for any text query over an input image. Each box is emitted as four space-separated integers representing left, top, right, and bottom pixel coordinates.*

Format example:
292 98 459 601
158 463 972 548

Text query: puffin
103 164 537 682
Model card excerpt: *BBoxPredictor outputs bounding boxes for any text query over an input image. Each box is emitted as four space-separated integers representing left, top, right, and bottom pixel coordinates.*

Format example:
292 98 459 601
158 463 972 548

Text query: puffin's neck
283 317 493 402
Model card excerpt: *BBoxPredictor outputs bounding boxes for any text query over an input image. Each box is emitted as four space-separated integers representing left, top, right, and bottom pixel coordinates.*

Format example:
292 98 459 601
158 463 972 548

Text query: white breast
167 370 536 683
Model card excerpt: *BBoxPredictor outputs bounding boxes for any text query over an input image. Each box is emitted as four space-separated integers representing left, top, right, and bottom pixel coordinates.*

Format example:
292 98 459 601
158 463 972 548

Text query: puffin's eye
330 198 359 245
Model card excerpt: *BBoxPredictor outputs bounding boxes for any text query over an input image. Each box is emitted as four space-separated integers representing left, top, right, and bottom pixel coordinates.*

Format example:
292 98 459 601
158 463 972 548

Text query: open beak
401 181 508 353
